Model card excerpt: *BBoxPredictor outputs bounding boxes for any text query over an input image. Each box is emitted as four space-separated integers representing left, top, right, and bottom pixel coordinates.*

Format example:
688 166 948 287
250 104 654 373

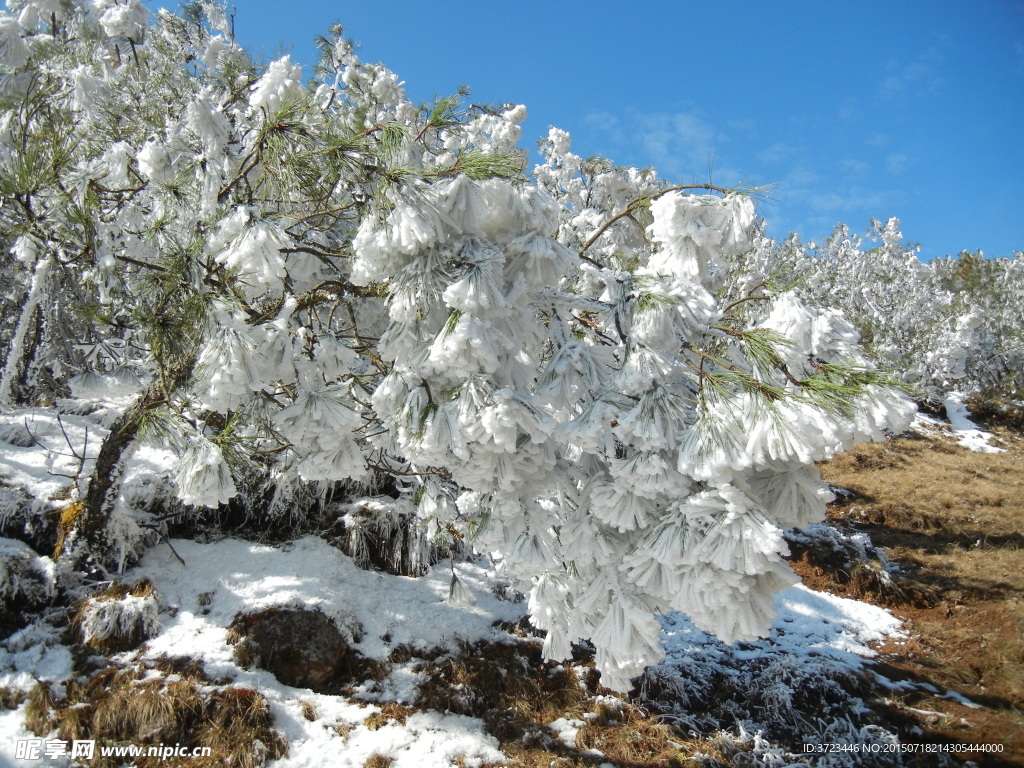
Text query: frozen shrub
72 579 158 653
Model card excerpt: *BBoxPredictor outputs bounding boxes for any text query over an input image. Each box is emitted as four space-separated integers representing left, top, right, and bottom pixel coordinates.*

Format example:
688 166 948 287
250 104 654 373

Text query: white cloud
808 188 894 214
583 110 622 138
885 153 909 174
758 142 798 165
725 118 759 137
780 167 819 189
840 158 871 174
758 165 906 244
880 48 944 100
583 109 740 182
635 112 718 171
577 111 907 247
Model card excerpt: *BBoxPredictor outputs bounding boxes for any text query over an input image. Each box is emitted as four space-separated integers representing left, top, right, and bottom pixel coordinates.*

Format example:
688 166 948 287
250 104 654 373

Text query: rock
0 537 55 612
227 608 352 691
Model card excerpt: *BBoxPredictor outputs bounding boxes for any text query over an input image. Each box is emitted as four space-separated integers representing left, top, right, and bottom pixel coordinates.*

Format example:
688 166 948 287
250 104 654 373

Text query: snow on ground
129 536 524 664
127 537 902 681
0 404 923 766
0 531 907 767
0 405 110 500
656 583 903 691
644 586 907 763
0 704 39 765
79 536 515 767
773 582 902 654
940 393 1005 453
0 404 175 520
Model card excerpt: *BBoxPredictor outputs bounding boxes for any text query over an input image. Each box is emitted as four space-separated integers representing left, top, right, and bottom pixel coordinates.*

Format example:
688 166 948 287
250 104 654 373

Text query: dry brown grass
23 655 288 768
70 578 158 654
0 686 25 710
363 701 416 730
25 680 57 736
395 639 728 767
967 394 1024 432
411 639 586 742
575 703 688 765
200 687 288 768
817 422 1024 764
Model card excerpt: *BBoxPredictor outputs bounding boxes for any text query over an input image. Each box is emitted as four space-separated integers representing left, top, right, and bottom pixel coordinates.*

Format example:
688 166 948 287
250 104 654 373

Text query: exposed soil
809 418 1024 767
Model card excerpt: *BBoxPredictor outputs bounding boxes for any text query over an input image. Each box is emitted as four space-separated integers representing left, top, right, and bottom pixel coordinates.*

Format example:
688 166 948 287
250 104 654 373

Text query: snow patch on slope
942 392 1004 453
0 534 906 767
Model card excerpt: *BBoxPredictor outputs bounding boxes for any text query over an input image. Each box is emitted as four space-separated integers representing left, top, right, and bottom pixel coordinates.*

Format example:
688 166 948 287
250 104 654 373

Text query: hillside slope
0 404 1020 767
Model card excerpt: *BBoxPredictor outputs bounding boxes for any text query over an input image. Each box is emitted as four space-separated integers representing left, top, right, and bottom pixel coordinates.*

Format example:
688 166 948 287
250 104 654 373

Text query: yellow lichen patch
53 499 84 559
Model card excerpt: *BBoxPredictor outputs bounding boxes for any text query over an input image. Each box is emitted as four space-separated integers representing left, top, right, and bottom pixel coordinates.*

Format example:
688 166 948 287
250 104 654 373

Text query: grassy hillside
809 413 1024 766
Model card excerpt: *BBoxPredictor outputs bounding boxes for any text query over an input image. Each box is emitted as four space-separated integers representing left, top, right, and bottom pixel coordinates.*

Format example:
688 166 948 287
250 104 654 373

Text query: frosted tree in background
743 220 1024 399
0 0 915 689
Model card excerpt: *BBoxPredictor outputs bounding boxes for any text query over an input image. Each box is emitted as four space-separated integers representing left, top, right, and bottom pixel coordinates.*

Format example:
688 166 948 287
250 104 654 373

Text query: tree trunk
0 255 51 405
72 378 170 571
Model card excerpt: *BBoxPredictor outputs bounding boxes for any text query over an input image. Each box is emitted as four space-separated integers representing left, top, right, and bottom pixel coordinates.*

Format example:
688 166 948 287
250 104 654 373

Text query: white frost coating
11 0 64 17
209 207 290 298
249 55 303 113
352 145 914 689
0 241 48 405
648 193 755 287
79 592 159 646
199 1 230 35
186 96 230 156
136 140 176 184
92 0 147 39
630 273 718 349
748 217 1024 397
273 384 367 482
193 314 295 413
174 436 237 508
0 537 54 606
463 104 527 155
99 141 134 187
0 5 923 699
761 293 866 372
0 14 28 69
68 370 123 402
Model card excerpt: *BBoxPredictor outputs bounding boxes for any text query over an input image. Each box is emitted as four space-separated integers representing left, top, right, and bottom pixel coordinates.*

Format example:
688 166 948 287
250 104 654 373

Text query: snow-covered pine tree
742 219 1024 400
0 0 914 690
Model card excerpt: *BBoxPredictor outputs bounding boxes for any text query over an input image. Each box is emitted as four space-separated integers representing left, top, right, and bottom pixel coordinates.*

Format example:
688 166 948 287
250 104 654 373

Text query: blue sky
221 0 1023 260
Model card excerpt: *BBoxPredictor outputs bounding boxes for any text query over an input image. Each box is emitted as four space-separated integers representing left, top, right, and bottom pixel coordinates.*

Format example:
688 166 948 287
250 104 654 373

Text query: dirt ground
806 417 1024 767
